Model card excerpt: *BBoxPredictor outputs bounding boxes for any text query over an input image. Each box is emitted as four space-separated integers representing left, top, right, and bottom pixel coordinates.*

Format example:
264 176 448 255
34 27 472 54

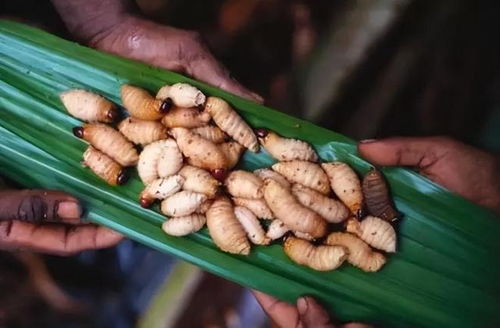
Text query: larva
121 85 170 121
160 191 207 217
73 123 138 166
272 161 330 195
234 206 270 245
362 168 398 221
206 196 251 255
233 197 274 220
346 216 396 253
191 126 229 143
156 83 206 108
255 129 318 162
157 139 184 178
225 170 263 199
139 175 184 208
284 237 347 271
138 139 183 185
161 107 211 128
178 165 221 199
262 179 327 238
204 97 259 152
291 184 349 223
266 219 289 240
82 146 128 185
60 89 118 123
219 141 245 169
321 162 363 217
253 168 291 189
118 117 168 146
162 214 206 237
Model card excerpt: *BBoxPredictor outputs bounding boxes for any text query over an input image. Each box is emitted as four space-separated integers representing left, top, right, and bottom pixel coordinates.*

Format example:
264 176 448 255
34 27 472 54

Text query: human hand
88 16 263 103
0 189 123 255
252 290 373 328
358 136 500 213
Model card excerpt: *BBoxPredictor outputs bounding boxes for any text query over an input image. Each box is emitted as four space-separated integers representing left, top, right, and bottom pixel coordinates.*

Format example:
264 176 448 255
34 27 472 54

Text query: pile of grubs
61 83 399 273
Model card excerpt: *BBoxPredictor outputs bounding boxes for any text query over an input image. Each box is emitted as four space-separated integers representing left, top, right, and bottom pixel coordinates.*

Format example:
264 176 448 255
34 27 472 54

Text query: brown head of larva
117 170 129 185
139 197 153 208
159 98 173 113
210 168 228 182
72 126 84 138
254 128 269 139
106 108 120 122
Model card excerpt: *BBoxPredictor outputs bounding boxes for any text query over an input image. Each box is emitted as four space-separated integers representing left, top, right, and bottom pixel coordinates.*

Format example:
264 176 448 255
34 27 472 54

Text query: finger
297 296 335 328
0 220 123 256
252 290 302 328
186 47 264 103
357 137 445 168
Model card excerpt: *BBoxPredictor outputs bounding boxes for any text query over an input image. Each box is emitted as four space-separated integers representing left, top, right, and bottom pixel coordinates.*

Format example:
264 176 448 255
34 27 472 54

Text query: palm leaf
0 20 499 327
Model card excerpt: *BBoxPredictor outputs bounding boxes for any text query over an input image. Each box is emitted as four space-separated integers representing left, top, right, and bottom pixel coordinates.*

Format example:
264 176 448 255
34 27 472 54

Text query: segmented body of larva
326 232 386 272
206 197 251 255
161 107 211 128
292 184 349 223
272 161 330 194
225 170 263 199
157 139 183 178
233 197 274 219
178 165 220 199
256 130 318 162
118 117 168 146
121 85 167 120
160 191 207 217
139 175 184 208
284 237 347 271
346 216 396 253
82 146 127 185
204 97 259 152
234 206 270 245
162 214 206 237
219 141 245 169
263 179 327 238
138 139 183 185
60 89 118 123
191 126 228 143
253 168 291 189
156 83 206 107
266 219 289 240
74 123 138 166
322 162 363 217
170 127 228 170
363 169 398 221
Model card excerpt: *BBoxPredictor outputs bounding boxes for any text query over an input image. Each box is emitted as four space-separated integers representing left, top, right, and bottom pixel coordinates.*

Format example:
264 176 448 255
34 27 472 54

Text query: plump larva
326 232 386 272
234 206 270 245
121 85 167 120
178 165 220 199
272 161 330 195
191 126 228 143
139 175 184 208
118 117 168 145
256 130 318 162
82 146 127 185
284 237 347 271
60 89 118 123
266 219 289 240
157 139 184 178
291 184 349 223
162 214 206 236
253 168 291 189
263 179 327 238
225 170 263 199
219 142 245 169
204 97 259 152
363 169 398 221
233 198 274 219
160 191 207 217
321 162 363 217
170 127 228 170
156 83 206 107
346 216 396 253
206 196 251 255
161 107 211 128
73 123 138 166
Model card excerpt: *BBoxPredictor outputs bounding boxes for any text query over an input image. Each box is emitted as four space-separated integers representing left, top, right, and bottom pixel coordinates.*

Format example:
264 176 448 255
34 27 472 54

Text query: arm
50 0 262 102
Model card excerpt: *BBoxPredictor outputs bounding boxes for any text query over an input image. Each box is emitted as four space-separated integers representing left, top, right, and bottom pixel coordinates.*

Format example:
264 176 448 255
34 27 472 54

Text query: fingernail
57 201 82 219
360 139 377 144
297 297 309 316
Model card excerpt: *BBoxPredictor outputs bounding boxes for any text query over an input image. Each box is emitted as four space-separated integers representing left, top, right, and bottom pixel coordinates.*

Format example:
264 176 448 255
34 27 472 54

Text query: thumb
357 137 446 168
297 297 335 328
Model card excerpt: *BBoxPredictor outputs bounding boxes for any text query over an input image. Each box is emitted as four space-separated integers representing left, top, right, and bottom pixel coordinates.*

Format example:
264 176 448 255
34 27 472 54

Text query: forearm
50 0 138 43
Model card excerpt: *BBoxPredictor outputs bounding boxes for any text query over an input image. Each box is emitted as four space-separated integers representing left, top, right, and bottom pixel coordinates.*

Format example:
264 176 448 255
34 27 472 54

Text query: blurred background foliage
0 0 499 327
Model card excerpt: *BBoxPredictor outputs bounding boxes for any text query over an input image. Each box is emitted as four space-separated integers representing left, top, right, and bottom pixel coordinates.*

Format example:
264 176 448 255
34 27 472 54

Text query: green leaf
0 20 499 327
